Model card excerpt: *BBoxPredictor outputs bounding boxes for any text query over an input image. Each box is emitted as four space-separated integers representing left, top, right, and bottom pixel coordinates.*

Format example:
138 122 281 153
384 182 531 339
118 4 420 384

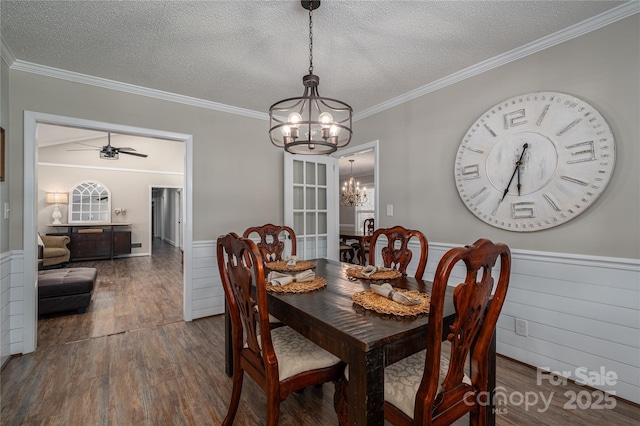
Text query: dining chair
368 225 428 280
335 238 511 426
364 218 375 234
351 218 375 265
217 233 344 426
243 224 296 263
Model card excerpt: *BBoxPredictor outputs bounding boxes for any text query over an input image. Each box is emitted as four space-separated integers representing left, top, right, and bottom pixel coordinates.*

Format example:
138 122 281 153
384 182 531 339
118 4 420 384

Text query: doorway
334 140 379 235
150 186 184 254
23 111 193 353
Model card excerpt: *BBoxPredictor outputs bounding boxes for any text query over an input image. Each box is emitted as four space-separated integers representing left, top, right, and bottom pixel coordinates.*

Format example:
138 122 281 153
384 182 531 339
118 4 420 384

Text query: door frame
332 140 379 234
23 111 194 353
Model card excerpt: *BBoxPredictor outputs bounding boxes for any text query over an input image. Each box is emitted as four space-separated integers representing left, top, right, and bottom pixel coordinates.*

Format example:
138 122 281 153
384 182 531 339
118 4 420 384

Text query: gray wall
350 16 639 258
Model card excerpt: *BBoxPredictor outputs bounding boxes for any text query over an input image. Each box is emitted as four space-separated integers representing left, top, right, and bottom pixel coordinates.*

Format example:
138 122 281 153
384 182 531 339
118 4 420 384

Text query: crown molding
0 36 16 67
10 60 269 121
353 1 640 121
4 1 638 123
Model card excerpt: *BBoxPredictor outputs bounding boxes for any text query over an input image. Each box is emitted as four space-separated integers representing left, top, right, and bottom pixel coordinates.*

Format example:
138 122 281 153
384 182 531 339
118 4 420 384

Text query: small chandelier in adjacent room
269 0 353 155
341 160 367 207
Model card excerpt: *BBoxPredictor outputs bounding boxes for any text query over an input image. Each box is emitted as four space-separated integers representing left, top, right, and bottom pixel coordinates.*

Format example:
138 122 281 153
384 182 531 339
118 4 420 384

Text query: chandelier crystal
341 159 367 207
269 0 352 155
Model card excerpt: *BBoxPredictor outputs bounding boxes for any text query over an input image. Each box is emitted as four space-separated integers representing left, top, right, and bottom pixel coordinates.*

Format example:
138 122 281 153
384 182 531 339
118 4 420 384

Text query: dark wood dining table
339 231 372 265
224 258 496 425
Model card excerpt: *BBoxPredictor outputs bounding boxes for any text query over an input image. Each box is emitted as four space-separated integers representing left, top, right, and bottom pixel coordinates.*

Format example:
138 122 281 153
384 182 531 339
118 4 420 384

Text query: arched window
69 181 111 223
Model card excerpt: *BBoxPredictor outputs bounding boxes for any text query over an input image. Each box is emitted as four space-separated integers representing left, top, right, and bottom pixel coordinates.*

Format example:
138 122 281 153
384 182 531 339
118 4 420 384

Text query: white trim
5 3 637 124
353 1 640 121
0 36 16 67
11 60 268 121
39 162 184 176
427 241 640 271
23 111 194 353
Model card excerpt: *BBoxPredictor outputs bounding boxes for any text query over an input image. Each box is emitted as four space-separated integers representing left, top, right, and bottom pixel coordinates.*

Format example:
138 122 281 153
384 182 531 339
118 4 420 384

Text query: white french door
284 153 339 261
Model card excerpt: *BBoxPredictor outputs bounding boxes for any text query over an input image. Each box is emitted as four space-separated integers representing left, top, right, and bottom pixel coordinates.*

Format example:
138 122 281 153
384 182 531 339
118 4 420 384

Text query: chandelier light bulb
319 112 333 128
281 125 292 137
288 112 302 127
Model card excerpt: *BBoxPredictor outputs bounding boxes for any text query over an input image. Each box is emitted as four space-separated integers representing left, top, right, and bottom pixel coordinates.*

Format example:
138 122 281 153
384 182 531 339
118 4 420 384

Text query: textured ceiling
1 0 628 117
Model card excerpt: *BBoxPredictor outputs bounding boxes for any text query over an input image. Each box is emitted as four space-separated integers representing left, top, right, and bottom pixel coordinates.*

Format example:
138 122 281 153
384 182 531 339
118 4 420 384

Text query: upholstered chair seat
270 326 341 381
343 351 472 419
384 351 472 419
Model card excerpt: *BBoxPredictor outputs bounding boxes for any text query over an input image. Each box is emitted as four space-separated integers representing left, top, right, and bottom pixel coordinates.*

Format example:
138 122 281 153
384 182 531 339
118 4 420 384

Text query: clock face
454 91 615 232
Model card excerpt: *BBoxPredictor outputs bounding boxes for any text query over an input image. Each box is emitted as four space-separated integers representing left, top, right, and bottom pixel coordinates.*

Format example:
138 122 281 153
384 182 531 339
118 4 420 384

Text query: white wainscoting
0 250 25 362
375 240 640 404
0 252 12 367
191 240 224 319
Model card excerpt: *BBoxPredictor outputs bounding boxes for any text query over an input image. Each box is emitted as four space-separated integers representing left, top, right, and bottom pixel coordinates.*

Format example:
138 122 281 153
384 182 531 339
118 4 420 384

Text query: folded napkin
361 264 394 277
267 269 315 286
286 255 299 267
370 283 421 306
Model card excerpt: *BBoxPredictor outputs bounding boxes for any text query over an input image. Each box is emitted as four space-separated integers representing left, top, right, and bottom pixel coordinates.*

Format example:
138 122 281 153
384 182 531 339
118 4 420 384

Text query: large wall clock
454 91 615 232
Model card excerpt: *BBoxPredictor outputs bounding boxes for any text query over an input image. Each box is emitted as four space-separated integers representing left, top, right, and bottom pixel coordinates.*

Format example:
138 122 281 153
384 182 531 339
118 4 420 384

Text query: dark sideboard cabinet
48 223 132 261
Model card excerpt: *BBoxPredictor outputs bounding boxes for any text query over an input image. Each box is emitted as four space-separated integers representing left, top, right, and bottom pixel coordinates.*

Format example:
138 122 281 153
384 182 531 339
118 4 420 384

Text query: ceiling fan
68 133 148 159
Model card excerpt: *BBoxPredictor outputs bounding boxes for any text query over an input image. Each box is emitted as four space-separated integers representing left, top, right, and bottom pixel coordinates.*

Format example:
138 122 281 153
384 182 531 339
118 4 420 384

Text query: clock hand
500 143 529 202
517 164 522 195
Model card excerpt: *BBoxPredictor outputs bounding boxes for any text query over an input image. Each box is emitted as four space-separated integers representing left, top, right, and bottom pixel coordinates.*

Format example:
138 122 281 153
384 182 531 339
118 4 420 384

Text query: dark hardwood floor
1 240 638 424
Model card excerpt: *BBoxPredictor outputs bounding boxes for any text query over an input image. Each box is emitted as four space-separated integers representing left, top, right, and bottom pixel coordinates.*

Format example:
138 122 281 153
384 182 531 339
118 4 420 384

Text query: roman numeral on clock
566 141 596 163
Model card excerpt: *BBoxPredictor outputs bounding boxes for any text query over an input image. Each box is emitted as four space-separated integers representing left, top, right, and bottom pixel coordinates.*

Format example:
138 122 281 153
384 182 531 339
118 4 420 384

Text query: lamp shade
45 192 69 204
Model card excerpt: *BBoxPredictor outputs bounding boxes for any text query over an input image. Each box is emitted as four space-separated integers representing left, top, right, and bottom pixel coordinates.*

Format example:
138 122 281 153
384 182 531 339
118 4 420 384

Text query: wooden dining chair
368 225 428 280
351 218 375 265
364 217 375 235
217 233 344 426
336 238 511 426
243 224 296 263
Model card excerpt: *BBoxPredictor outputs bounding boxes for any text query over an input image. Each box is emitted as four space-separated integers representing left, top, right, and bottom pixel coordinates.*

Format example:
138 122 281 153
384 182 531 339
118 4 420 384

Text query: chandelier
269 0 352 155
341 160 367 207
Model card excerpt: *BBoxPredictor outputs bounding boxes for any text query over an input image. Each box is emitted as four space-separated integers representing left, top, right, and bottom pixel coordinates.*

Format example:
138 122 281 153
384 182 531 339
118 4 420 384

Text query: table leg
348 348 385 425
224 301 233 377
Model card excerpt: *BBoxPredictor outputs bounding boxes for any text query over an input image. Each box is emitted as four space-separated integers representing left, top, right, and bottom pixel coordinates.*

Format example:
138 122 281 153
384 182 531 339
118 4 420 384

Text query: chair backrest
363 218 375 235
243 224 296 262
415 238 511 425
368 225 428 280
217 233 277 382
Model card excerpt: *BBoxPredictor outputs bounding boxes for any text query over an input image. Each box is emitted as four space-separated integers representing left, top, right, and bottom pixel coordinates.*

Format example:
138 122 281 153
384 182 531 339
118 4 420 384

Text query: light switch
3 203 8 219
386 204 393 216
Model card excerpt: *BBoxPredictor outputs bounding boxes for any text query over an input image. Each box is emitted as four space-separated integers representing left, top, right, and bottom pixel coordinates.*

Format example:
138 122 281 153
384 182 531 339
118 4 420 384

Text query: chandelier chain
308 5 313 74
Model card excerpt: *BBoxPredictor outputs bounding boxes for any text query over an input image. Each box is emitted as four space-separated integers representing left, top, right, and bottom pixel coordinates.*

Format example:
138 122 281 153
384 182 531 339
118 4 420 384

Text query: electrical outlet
386 204 394 216
515 318 528 337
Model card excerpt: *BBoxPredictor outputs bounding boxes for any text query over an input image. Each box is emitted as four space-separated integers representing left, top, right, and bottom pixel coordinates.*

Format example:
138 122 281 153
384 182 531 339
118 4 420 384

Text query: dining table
223 258 496 426
339 231 372 265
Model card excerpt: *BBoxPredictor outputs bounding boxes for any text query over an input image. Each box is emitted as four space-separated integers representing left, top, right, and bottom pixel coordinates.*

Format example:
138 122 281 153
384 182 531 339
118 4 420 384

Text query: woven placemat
346 266 402 280
352 288 430 316
266 276 327 293
265 260 317 272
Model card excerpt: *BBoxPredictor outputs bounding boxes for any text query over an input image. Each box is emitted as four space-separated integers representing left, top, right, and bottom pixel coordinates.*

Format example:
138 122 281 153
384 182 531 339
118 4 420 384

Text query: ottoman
38 267 97 316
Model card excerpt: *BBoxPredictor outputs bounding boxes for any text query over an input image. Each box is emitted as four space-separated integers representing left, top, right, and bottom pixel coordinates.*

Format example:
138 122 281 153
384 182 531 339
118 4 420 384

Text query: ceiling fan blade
67 148 99 151
76 142 101 148
119 150 148 158
116 147 137 151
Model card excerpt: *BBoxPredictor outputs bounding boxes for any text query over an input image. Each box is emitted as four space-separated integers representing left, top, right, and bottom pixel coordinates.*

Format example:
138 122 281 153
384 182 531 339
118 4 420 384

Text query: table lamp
45 192 69 225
